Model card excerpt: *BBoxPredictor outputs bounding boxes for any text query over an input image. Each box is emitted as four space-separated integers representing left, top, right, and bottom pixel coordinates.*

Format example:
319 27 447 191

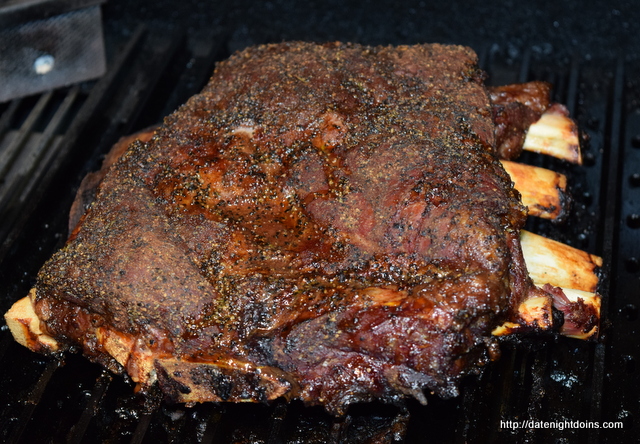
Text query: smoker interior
1 2 639 443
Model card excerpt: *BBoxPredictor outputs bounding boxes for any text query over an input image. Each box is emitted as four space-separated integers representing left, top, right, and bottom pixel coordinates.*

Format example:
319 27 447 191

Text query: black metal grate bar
0 100 22 137
586 55 626 444
130 413 154 444
0 87 80 229
65 371 113 444
599 56 640 439
0 92 54 182
5 359 61 443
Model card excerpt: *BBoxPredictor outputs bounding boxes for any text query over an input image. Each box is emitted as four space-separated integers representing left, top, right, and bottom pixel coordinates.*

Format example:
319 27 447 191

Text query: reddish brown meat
30 42 536 414
489 81 553 159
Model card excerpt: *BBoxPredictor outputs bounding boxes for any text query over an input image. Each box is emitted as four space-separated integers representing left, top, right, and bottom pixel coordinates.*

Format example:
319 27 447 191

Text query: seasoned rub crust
33 42 529 414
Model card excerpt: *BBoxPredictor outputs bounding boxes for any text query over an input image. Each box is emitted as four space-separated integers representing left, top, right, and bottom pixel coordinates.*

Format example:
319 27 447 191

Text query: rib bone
522 105 582 164
519 230 602 293
501 160 569 221
498 231 603 339
4 289 59 353
492 285 600 339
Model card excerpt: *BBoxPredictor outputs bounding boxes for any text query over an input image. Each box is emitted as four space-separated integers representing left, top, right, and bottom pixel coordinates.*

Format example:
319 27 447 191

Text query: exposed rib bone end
502 160 570 221
4 290 294 405
492 285 600 340
501 230 603 340
4 290 60 353
523 104 582 164
492 293 554 336
520 230 602 293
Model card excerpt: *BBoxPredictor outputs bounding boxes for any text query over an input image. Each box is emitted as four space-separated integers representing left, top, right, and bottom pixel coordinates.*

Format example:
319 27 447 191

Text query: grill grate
0 25 638 443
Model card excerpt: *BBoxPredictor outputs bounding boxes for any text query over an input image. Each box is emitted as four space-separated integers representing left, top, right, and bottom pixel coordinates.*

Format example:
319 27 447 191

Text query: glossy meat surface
489 81 552 159
33 42 531 414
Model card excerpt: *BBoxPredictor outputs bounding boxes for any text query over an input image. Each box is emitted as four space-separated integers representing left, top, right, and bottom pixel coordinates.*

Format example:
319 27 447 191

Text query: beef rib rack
4 42 601 415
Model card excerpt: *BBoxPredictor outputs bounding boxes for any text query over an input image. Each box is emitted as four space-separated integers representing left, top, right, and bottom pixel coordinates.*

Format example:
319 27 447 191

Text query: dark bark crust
34 42 532 414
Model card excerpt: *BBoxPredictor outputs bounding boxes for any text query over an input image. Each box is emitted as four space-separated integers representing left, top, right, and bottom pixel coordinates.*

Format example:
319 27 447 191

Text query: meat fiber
489 81 552 159
10 42 543 414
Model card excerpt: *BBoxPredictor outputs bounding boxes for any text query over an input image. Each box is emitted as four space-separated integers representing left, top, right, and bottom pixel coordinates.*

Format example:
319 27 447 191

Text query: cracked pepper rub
32 42 531 414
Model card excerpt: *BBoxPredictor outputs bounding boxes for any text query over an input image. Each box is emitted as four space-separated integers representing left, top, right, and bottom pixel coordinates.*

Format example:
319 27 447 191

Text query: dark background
102 0 640 62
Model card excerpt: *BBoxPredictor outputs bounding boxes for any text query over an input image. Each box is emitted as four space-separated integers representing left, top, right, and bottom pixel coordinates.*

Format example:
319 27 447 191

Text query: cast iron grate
0 26 637 443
